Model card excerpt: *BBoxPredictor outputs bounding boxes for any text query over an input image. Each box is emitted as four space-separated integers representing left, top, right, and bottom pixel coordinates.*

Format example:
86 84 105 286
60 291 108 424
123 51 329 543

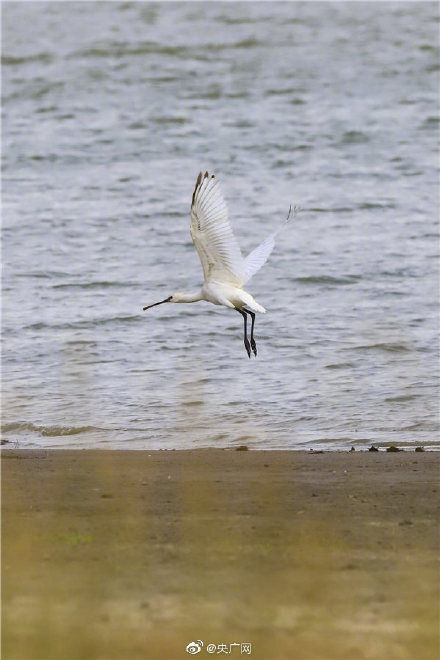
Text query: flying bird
143 171 295 358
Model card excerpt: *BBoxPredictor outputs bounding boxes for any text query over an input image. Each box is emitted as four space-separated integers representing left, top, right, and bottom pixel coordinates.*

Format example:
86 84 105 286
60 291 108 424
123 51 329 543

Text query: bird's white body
144 171 293 357
170 283 265 312
202 282 266 313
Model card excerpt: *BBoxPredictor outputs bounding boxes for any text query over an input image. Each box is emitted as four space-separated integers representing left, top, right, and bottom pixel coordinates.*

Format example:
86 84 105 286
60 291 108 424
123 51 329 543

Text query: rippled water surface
2 2 439 449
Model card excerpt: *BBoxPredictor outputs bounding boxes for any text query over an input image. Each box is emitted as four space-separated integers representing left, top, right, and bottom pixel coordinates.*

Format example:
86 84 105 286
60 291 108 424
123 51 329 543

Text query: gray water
2 2 439 450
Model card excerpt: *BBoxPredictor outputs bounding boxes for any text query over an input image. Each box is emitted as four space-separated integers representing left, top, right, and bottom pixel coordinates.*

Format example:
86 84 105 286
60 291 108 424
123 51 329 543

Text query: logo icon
186 640 204 655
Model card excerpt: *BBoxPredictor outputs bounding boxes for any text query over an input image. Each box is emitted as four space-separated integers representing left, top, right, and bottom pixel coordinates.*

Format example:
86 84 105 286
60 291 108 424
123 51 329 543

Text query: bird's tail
241 291 266 313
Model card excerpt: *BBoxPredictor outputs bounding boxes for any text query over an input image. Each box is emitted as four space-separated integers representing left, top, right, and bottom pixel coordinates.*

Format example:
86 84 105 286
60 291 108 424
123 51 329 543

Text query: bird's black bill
143 296 172 311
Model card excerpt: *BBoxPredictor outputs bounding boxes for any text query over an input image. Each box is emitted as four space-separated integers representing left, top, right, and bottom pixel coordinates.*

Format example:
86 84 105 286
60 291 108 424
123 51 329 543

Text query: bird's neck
175 291 203 303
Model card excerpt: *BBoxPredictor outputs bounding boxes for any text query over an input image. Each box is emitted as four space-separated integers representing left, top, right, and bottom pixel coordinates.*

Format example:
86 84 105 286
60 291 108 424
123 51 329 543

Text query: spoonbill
143 171 295 358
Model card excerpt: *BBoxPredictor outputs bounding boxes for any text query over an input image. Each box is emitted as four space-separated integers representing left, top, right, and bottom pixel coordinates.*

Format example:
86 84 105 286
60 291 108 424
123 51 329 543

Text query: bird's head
168 292 192 303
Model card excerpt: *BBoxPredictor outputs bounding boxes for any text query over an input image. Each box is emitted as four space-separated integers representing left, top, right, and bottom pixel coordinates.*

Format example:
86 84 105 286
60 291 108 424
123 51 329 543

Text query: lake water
2 2 439 450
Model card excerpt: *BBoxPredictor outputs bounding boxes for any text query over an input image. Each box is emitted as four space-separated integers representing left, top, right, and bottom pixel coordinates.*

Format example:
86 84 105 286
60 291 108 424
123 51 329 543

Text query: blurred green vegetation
3 451 439 660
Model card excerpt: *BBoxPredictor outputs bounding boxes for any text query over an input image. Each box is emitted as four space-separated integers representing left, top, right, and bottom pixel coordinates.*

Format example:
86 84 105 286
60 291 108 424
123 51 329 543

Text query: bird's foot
244 340 251 359
251 339 257 357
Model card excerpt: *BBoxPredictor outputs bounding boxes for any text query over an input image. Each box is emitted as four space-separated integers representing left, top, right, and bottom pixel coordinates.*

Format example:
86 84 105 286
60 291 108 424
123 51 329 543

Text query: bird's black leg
236 309 251 358
246 310 257 356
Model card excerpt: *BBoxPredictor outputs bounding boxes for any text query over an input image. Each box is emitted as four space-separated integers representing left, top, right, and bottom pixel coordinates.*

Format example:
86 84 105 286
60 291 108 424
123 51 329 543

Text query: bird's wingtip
192 170 219 206
192 172 203 206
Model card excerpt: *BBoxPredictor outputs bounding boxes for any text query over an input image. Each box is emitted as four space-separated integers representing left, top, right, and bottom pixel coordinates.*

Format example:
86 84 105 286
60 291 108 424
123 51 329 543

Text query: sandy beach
2 449 439 660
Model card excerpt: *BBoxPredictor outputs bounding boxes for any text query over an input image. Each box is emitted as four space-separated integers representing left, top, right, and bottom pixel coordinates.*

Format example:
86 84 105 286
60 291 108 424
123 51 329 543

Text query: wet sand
2 449 439 660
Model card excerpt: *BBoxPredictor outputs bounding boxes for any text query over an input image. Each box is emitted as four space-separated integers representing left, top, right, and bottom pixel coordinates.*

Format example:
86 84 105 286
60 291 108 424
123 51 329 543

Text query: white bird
143 171 295 358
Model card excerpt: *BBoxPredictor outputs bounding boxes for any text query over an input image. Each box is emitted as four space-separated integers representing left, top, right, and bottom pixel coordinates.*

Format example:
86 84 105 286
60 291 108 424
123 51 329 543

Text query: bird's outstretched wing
242 232 278 284
242 205 297 284
190 171 245 286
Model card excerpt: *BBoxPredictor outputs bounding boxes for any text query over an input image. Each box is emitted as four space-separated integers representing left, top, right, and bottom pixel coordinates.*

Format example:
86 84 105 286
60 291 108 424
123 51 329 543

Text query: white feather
242 206 296 283
190 172 295 287
190 172 245 286
242 232 277 283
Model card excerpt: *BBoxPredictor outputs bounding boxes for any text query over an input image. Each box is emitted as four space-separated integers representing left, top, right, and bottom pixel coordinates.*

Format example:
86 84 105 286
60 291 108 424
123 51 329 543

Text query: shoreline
3 449 439 659
2 445 437 452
